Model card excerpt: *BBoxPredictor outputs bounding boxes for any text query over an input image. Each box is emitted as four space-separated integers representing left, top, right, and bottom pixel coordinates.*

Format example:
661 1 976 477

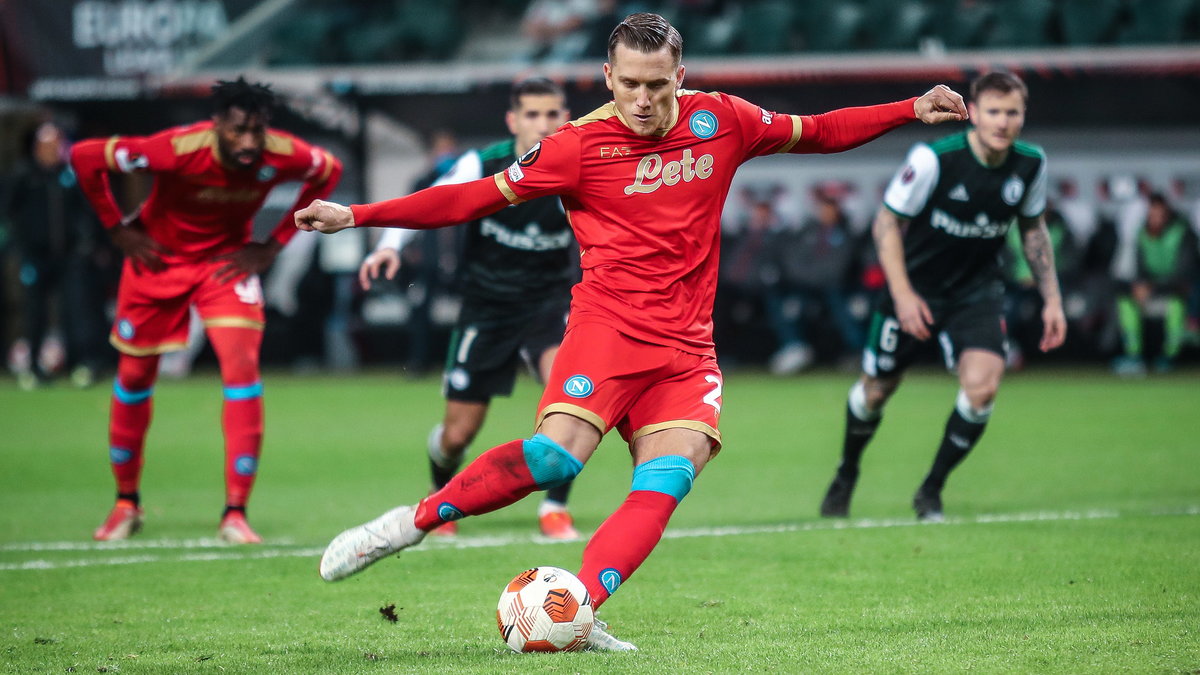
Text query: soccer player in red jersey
71 78 343 543
301 14 964 649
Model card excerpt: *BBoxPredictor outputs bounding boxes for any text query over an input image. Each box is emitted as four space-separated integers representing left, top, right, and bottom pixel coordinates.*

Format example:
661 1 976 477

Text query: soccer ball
496 566 594 652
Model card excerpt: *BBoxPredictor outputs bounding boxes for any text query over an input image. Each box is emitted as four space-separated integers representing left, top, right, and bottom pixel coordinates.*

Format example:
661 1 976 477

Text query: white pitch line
0 537 297 552
1 506 1196 572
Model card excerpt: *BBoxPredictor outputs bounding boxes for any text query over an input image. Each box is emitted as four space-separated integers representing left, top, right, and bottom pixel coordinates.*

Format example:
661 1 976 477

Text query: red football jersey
72 121 341 262
496 90 801 356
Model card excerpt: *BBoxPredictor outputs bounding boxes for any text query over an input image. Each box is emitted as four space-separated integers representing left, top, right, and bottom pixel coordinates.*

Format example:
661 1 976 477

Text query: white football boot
319 505 427 581
586 617 638 651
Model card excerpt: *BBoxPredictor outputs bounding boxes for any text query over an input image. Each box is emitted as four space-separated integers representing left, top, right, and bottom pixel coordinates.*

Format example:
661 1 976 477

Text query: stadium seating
863 0 935 51
734 0 801 54
1061 0 1125 45
800 0 867 52
1119 0 1198 44
259 0 1200 66
929 0 998 49
986 0 1056 47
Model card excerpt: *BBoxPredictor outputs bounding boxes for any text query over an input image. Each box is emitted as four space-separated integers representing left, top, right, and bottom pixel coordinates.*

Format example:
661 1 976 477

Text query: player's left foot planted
586 617 638 652
820 474 857 518
539 509 580 540
93 499 143 541
913 489 945 522
319 505 426 582
218 511 263 544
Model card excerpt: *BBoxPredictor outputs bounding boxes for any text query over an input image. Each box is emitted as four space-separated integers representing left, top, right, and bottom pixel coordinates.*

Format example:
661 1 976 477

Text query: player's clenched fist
914 85 968 125
295 199 355 234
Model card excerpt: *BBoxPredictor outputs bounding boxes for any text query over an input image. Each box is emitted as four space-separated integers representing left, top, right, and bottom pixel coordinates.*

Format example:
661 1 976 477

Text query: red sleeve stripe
104 136 119 171
494 173 524 204
776 115 804 154
318 150 336 183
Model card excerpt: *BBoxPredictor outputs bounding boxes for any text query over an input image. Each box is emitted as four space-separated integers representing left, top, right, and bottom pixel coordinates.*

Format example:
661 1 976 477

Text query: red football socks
209 327 264 508
578 490 679 609
109 355 159 495
414 439 538 530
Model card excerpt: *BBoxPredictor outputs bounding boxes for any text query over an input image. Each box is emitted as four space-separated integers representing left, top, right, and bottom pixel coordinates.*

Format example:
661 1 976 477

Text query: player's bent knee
522 434 583 489
631 455 696 502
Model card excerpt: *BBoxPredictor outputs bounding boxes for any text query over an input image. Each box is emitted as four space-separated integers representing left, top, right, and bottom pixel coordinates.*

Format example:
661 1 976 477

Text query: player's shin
210 327 264 509
921 390 991 495
414 434 583 530
579 455 695 609
221 381 263 508
839 380 883 480
109 354 159 501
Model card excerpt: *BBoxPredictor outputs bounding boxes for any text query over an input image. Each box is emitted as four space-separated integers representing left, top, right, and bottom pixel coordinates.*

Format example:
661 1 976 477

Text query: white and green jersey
378 139 574 311
883 131 1047 301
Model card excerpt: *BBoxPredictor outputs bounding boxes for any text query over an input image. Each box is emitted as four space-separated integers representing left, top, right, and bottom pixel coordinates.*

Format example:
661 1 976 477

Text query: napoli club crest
563 375 594 398
689 110 718 139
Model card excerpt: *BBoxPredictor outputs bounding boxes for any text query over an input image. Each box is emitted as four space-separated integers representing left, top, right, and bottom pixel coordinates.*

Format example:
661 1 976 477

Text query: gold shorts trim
109 335 189 356
630 420 722 453
536 403 606 436
202 317 265 330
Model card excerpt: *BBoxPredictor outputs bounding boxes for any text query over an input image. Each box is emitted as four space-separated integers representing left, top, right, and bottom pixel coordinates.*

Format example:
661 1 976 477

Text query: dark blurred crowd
715 176 1200 375
3 122 1198 390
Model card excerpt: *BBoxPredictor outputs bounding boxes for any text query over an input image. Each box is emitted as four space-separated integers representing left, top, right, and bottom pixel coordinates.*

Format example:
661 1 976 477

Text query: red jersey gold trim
777 114 804 153
569 102 619 127
103 136 119 171
317 149 336 183
172 128 217 156
495 173 523 204
265 132 294 155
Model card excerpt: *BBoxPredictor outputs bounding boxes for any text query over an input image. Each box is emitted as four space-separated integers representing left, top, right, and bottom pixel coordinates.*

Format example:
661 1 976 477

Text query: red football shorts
536 322 724 451
110 259 265 356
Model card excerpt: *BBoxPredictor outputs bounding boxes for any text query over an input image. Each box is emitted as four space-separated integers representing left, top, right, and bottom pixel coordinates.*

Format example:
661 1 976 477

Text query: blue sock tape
631 455 695 502
223 381 264 400
522 434 583 489
113 379 153 405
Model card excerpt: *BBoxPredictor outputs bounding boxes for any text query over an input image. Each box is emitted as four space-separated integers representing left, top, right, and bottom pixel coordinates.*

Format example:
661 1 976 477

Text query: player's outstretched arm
297 176 511 235
790 85 965 155
295 199 355 233
268 151 343 247
873 207 933 340
1018 215 1066 352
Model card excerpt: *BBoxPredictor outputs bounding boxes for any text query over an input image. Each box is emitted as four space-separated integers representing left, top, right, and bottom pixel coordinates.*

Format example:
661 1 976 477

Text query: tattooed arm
1017 215 1067 352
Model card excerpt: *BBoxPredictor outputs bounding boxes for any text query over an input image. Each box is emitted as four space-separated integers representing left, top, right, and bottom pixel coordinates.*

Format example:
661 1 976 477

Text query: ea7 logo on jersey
114 147 149 173
624 149 715 195
600 146 632 158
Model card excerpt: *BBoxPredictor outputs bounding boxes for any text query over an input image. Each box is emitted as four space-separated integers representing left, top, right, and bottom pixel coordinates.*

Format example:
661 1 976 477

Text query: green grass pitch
2 368 1197 673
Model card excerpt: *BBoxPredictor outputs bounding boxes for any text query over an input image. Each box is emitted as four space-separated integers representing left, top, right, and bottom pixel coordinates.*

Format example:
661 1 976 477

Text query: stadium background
1 3 1198 672
1 0 1198 374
